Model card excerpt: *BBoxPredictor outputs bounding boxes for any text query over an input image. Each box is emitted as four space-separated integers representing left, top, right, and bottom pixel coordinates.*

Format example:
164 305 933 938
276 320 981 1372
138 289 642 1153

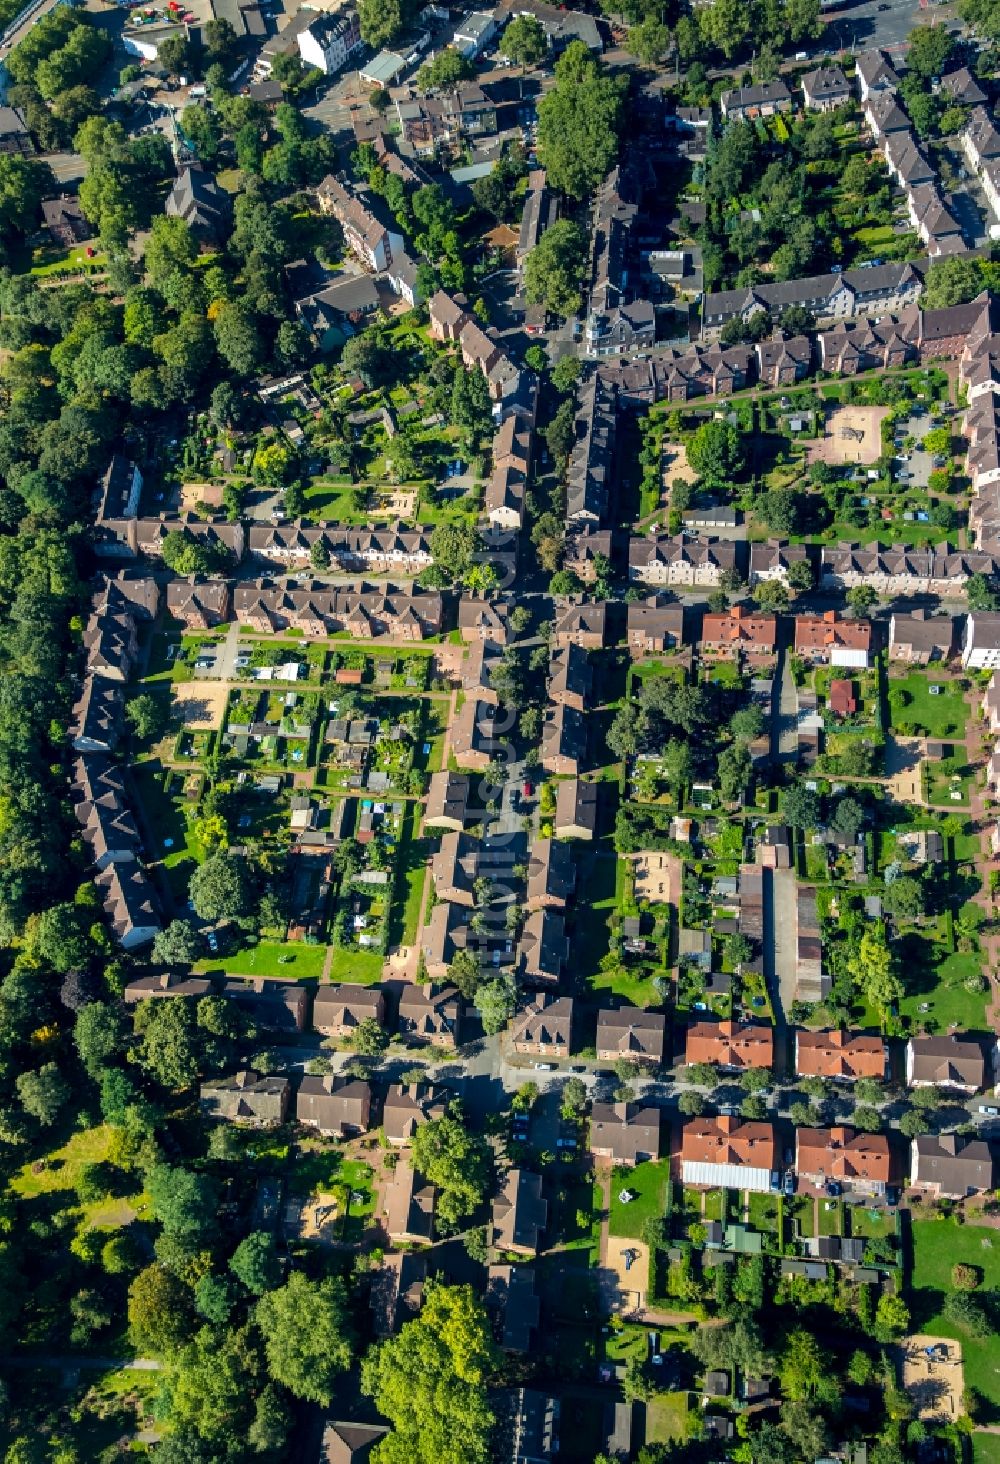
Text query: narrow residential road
773 640 799 765
766 867 798 1078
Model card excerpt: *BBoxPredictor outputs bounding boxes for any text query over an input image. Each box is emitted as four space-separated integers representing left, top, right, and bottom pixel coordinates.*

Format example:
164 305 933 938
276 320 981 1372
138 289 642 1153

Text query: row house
72 757 142 871
457 594 512 646
517 168 558 278
818 313 917 374
802 65 850 112
124 974 308 1030
794 611 873 668
317 175 401 273
701 263 921 340
748 539 808 588
795 1028 886 1082
820 542 1000 598
526 838 576 912
383 1081 448 1145
83 598 138 684
424 770 470 832
681 1116 776 1193
626 597 685 656
93 515 246 563
592 1102 662 1166
563 527 612 584
166 576 232 630
554 777 598 840
700 605 777 664
95 456 143 523
962 105 1000 173
755 333 812 387
906 1033 991 1093
451 696 501 771
888 610 955 665
486 411 533 532
869 102 965 259
232 581 443 640
248 522 433 576
96 862 161 950
200 1070 291 1128
566 375 616 525
962 611 1000 669
628 534 738 590
795 1126 894 1195
584 168 655 359
911 1133 995 1198
547 643 592 711
684 1018 774 1071
297 1076 372 1138
398 981 464 1048
604 343 752 405
719 80 792 122
71 677 123 756
518 908 569 985
431 831 482 908
595 1006 666 1066
428 290 522 402
463 638 502 705
865 88 911 140
313 983 386 1039
855 48 899 103
540 702 586 776
551 601 607 651
510 994 574 1057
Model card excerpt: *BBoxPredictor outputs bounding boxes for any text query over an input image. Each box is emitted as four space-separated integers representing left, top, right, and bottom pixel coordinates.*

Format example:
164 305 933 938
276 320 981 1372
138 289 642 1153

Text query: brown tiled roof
795 1125 892 1182
796 1028 885 1079
685 1019 773 1070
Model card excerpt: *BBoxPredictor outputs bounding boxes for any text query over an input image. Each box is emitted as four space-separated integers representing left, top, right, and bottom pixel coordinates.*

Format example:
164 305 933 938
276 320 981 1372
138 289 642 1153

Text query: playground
809 404 889 466
899 1335 965 1424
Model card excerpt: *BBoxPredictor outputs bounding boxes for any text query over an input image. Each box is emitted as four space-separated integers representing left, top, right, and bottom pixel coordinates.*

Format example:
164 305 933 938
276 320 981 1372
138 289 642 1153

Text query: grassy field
12 1126 149 1230
974 1433 1000 1464
609 1160 670 1238
199 939 328 980
645 1391 693 1443
925 745 975 808
388 804 427 950
890 673 969 740
896 946 987 1032
910 1218 1000 1417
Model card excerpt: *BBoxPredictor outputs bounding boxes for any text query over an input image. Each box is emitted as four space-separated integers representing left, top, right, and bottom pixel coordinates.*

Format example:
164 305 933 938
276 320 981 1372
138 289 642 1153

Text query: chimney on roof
159 973 171 989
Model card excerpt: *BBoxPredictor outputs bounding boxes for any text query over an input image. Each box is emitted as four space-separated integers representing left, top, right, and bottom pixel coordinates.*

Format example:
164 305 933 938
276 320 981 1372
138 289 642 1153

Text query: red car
522 781 533 798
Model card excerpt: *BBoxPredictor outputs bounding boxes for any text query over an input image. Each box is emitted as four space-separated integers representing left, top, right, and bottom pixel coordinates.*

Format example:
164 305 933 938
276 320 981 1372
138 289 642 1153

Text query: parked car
770 1170 781 1192
783 1171 796 1197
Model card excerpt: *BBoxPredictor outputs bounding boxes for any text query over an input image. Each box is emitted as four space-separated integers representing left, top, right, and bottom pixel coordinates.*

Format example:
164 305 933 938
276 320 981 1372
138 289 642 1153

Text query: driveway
773 641 799 764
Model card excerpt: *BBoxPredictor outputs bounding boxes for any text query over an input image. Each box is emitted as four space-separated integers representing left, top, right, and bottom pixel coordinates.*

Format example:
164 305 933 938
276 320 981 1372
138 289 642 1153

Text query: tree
753 579 789 613
213 302 265 377
0 155 48 238
780 1402 827 1463
474 977 516 1035
906 22 953 78
953 1263 981 1291
687 419 744 484
361 1284 496 1464
544 399 576 461
718 742 752 803
126 692 167 741
967 572 999 611
353 1015 390 1055
944 1291 991 1336
857 923 903 1015
418 49 473 90
757 486 801 535
75 1000 127 1079
153 919 201 966
781 785 820 829
229 1231 281 1295
678 1090 705 1116
523 218 589 317
872 1293 910 1343
502 13 547 66
551 354 581 394
536 43 627 199
787 558 814 591
412 1115 491 1229
560 1076 587 1118
629 16 670 62
847 584 878 616
730 706 765 744
899 1109 926 1139
256 1272 352 1403
549 569 583 596
359 0 407 47
779 1329 828 1401
831 797 865 843
15 1063 69 1126
147 1164 218 1242
882 874 924 921
188 851 251 922
128 1264 192 1353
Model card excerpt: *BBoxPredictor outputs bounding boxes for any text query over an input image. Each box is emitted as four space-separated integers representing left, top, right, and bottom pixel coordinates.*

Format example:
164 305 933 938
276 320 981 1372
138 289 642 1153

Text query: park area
910 1218 1000 1418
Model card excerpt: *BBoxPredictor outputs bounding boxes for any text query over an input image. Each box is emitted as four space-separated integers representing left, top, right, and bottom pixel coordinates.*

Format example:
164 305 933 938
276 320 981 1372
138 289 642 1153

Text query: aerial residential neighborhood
9 0 1000 1458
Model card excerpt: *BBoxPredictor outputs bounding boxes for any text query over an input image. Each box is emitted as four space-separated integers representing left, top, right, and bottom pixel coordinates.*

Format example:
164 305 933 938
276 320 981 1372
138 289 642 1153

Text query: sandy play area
602 1236 649 1315
885 736 925 806
809 404 890 466
172 679 230 731
632 851 673 904
899 1335 965 1423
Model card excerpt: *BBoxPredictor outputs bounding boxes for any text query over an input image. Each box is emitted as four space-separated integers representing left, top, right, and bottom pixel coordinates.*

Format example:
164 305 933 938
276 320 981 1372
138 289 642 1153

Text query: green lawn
847 1205 893 1240
324 946 384 983
897 947 988 1032
974 1434 1000 1464
645 1392 693 1444
817 1199 843 1237
747 1191 781 1238
925 748 975 809
11 1126 149 1231
388 803 427 949
132 762 202 900
199 939 327 980
889 673 969 740
609 1160 670 1239
911 1218 1000 1415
